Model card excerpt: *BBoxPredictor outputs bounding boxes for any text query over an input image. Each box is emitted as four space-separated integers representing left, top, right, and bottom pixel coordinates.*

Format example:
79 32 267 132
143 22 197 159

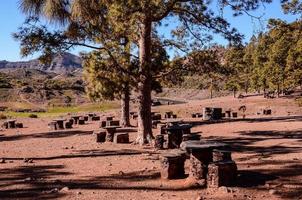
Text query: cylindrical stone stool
78 117 85 125
154 135 164 149
105 127 116 142
160 151 186 179
95 130 106 143
189 148 213 185
16 123 23 128
7 120 16 129
65 121 73 129
232 112 238 118
157 124 166 135
207 161 237 188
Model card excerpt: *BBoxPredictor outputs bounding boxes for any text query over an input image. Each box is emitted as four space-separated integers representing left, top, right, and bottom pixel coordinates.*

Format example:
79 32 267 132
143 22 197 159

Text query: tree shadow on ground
0 165 70 199
187 115 302 127
0 130 93 142
206 132 302 199
4 149 156 161
0 164 192 200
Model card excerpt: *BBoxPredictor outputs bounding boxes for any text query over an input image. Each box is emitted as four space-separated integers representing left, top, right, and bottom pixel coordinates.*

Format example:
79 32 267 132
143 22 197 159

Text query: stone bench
164 111 174 119
48 122 58 130
83 116 89 121
78 117 85 125
263 109 272 115
113 133 129 144
65 121 73 129
160 150 186 179
207 161 237 188
232 112 238 118
152 120 161 129
100 120 106 128
152 113 162 121
107 120 120 127
1 122 8 129
95 130 106 143
154 135 164 149
91 116 101 121
192 113 203 118
106 116 114 121
15 123 23 128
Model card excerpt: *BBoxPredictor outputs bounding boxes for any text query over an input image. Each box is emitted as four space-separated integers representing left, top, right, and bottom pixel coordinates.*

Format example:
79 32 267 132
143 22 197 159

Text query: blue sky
0 0 300 61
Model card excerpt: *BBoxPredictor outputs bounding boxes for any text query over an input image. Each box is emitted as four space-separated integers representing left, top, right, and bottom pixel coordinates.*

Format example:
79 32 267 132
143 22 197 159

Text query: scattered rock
264 183 270 188
196 195 204 200
77 191 82 195
60 187 69 192
118 171 125 175
269 189 277 195
0 158 6 163
218 186 229 193
108 163 112 166
24 177 34 182
50 188 59 193
23 158 33 163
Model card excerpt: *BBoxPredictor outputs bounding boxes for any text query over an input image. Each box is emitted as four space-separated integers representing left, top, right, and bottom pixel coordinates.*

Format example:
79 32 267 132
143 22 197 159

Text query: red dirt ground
1 95 302 200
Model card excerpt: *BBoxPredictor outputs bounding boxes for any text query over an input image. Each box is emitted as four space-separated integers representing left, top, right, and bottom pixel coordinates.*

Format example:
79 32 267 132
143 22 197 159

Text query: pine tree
16 0 271 144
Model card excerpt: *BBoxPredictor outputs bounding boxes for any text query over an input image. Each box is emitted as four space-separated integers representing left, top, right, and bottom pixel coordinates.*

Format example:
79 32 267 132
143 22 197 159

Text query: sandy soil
1 95 302 200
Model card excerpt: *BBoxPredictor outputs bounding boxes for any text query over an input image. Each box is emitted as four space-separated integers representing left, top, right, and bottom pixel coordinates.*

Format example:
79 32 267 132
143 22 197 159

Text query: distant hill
0 52 82 74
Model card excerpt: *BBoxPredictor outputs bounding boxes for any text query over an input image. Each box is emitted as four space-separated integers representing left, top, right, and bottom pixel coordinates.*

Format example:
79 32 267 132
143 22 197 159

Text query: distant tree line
166 19 302 98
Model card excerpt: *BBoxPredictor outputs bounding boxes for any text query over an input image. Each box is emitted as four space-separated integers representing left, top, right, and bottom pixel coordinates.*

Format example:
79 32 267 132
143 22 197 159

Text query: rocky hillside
0 52 82 74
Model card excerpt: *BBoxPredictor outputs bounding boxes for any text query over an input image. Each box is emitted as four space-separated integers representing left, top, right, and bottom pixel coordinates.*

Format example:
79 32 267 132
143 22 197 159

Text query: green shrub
28 114 38 118
0 113 7 120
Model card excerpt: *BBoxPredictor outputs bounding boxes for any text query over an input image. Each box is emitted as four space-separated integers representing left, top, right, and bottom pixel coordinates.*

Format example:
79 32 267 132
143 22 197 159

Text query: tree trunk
136 17 153 145
120 84 130 127
210 78 213 99
277 83 280 98
233 89 236 98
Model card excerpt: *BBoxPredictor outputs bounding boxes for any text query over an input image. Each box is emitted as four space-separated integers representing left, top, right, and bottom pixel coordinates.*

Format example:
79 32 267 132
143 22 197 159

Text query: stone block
15 123 23 128
48 122 57 130
113 133 129 144
95 130 106 143
207 161 237 188
78 118 85 125
65 121 73 129
160 151 186 179
154 135 164 149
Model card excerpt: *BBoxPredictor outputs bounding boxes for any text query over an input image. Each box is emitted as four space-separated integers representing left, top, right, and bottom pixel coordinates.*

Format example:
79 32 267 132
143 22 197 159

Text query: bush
0 113 7 120
296 97 302 107
28 114 38 118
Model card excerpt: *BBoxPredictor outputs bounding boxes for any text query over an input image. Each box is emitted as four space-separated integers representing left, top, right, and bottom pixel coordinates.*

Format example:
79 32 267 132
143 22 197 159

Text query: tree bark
136 17 153 145
121 84 130 127
210 78 213 99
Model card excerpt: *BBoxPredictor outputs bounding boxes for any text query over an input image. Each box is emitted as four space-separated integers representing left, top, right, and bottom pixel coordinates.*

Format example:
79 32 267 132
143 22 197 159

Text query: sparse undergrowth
296 97 302 107
2 101 120 118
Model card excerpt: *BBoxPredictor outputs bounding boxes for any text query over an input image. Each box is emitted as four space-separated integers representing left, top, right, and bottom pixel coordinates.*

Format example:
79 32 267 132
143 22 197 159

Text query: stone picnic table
103 125 121 142
180 140 229 183
163 119 183 126
71 115 82 124
6 119 16 129
52 119 66 129
165 123 193 149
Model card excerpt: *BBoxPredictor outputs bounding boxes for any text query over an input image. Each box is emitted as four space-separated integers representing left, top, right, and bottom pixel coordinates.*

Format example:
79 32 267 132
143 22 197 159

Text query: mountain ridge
0 52 82 74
